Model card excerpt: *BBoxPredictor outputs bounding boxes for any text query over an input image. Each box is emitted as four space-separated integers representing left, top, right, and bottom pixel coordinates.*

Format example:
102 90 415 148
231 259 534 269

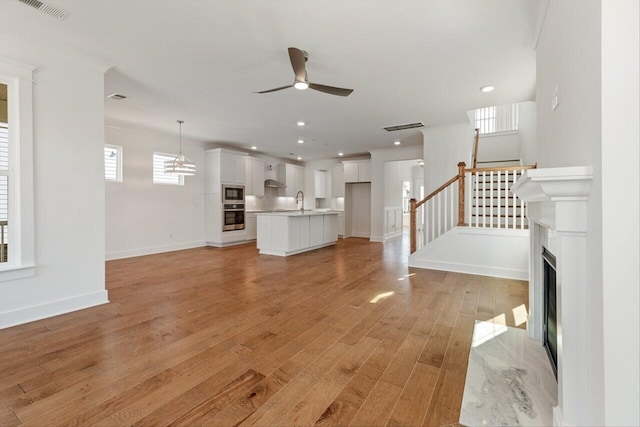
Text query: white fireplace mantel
511 165 593 427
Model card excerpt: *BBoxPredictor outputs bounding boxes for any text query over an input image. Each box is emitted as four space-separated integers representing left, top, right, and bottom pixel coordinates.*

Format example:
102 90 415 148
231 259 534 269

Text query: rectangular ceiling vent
16 0 70 20
383 121 425 132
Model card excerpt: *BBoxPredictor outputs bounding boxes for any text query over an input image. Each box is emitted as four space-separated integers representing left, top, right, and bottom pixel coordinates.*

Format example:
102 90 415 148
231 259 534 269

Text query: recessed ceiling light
294 81 309 90
338 152 344 157
297 156 302 160
297 121 306 126
394 141 401 146
298 139 304 144
251 146 257 150
480 85 495 93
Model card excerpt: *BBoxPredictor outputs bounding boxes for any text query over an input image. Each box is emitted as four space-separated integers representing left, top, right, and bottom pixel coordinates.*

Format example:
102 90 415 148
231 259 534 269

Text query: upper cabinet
343 160 371 183
331 164 345 197
206 148 247 193
315 170 328 198
278 163 305 197
245 157 265 196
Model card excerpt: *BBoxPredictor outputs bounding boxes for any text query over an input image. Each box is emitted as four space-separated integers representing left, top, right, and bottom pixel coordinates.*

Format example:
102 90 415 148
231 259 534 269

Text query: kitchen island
256 211 338 256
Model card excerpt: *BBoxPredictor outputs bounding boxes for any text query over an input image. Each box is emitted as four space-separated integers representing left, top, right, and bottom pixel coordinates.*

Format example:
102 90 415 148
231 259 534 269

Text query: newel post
457 162 466 226
410 198 417 254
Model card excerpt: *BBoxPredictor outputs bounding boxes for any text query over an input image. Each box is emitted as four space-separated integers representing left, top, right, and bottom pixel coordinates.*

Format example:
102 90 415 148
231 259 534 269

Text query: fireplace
510 165 593 426
542 247 557 377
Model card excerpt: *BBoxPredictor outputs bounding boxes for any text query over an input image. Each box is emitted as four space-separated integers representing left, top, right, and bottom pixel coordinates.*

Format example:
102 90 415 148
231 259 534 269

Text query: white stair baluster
482 171 486 227
497 170 502 229
489 171 494 228
437 192 442 238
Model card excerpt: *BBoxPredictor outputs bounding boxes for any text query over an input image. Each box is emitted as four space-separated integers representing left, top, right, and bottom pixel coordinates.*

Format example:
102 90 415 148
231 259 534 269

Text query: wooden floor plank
0 235 529 427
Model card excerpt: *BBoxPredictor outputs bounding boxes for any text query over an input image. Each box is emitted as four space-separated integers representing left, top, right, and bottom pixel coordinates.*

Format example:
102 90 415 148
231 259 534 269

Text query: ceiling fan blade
308 83 353 97
288 47 307 82
255 84 293 94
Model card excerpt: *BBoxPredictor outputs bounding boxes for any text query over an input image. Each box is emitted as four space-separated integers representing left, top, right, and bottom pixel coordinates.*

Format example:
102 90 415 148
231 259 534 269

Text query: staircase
407 129 535 280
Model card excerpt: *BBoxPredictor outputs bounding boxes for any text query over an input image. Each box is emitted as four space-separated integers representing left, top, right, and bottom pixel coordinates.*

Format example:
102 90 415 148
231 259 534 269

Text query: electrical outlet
552 86 559 111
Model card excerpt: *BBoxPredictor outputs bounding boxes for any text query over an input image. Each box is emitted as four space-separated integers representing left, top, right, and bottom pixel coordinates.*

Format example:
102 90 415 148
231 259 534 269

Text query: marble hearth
510 166 593 427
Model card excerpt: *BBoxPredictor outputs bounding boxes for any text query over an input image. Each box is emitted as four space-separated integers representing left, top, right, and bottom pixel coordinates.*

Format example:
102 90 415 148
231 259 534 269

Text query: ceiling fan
256 47 353 97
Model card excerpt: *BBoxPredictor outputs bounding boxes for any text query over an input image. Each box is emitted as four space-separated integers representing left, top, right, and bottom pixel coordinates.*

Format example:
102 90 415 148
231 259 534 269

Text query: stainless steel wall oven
223 203 245 231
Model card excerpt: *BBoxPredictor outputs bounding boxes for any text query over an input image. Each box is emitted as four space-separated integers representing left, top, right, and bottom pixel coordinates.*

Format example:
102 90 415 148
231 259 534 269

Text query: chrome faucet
296 190 304 213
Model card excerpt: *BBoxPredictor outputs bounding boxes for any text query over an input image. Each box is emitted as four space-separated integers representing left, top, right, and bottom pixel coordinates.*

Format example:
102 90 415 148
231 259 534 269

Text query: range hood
264 179 286 188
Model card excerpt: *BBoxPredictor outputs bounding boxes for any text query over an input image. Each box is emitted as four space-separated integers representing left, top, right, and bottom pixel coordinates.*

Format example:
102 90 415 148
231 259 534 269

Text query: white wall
105 125 207 260
409 227 529 280
601 0 639 425
421 123 474 194
518 101 537 165
476 132 520 163
370 141 423 242
0 43 108 328
537 1 639 425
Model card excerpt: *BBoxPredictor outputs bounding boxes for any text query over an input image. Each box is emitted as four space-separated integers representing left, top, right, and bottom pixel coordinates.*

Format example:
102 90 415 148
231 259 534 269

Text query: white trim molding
512 165 593 427
106 240 206 261
0 290 109 330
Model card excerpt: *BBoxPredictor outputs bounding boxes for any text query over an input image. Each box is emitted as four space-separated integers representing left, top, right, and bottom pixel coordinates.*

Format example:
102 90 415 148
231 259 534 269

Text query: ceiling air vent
107 93 127 100
383 121 425 132
16 0 70 20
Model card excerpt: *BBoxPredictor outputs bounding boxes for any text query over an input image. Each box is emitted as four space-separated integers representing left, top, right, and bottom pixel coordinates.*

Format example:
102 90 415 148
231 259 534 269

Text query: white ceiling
2 0 540 161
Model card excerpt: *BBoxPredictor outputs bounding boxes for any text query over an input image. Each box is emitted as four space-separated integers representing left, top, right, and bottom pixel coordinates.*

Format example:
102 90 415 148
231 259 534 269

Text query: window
0 58 36 279
474 103 519 134
104 144 122 182
153 152 183 185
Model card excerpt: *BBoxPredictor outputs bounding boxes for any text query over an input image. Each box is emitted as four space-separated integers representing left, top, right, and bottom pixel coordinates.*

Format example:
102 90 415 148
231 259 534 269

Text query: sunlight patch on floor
370 291 394 304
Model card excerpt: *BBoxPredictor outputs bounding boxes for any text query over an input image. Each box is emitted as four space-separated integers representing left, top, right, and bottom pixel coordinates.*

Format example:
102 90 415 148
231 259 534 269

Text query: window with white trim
0 58 36 279
153 152 183 185
474 103 519 134
104 144 122 182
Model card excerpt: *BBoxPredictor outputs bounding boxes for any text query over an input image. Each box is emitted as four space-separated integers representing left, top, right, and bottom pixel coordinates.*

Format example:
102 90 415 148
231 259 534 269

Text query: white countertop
255 210 338 217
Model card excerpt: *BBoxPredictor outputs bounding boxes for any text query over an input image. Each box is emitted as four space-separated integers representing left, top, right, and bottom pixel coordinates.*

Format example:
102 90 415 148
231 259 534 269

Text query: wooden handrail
465 163 537 174
472 128 480 169
415 175 459 209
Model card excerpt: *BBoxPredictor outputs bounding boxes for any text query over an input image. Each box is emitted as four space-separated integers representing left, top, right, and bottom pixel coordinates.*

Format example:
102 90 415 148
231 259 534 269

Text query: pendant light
164 120 196 176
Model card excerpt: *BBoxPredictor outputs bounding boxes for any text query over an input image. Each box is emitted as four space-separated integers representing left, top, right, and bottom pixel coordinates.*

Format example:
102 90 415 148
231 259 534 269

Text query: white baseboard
383 231 403 241
369 234 384 242
351 231 371 239
106 240 206 260
408 258 528 280
0 290 109 330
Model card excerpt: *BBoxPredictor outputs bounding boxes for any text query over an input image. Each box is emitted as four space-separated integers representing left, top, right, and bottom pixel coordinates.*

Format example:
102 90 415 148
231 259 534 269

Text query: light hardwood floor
0 235 528 426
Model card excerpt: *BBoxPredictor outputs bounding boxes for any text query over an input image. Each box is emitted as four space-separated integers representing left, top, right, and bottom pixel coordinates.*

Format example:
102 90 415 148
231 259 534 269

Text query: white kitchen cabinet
331 164 345 197
343 160 371 183
278 163 305 197
309 215 324 247
245 212 257 240
245 157 265 196
323 214 337 243
315 170 328 198
257 212 337 256
337 211 345 237
358 161 371 182
205 148 247 193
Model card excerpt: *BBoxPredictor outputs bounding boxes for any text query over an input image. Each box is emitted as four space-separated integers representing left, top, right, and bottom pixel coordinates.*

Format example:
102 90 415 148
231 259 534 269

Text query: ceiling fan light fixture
294 81 309 90
165 120 196 176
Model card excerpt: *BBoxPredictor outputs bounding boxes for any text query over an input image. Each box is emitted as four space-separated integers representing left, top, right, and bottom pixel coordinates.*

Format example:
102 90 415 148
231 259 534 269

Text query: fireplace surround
511 165 593 427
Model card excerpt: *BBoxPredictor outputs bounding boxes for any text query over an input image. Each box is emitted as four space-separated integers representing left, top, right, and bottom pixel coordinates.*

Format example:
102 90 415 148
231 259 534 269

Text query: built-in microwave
222 185 245 203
